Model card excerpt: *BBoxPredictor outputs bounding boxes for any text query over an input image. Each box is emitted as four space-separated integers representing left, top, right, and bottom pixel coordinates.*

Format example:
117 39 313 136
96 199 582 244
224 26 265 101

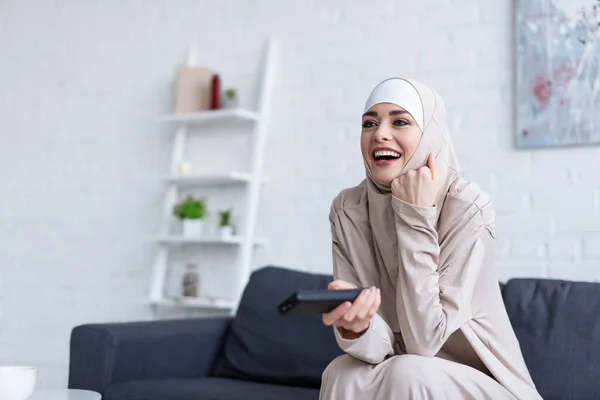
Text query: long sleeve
391 195 486 357
330 207 396 364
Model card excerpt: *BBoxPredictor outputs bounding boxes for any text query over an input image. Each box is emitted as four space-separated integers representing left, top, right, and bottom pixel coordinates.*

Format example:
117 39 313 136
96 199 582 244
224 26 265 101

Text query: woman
319 78 541 399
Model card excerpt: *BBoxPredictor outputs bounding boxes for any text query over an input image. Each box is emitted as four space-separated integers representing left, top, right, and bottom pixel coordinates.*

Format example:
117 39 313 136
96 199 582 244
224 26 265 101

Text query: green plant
219 209 232 227
224 88 237 100
173 195 206 220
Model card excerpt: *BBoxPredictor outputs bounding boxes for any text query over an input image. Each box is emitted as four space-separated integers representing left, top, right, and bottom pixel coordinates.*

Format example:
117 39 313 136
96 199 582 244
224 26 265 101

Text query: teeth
374 150 401 158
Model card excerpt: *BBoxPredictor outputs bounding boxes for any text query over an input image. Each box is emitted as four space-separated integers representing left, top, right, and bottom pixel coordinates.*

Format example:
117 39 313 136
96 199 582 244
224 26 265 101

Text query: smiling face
361 102 423 184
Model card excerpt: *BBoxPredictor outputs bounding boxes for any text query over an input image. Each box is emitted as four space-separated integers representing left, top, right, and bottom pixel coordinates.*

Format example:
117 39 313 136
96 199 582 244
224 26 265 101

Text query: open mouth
373 149 402 163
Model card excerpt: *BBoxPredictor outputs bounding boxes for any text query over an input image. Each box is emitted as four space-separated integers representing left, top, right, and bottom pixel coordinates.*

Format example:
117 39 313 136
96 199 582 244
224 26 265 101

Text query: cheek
360 131 372 157
399 128 422 157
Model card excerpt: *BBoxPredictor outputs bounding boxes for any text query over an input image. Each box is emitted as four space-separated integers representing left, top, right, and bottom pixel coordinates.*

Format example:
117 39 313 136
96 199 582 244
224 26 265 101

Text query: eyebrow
362 110 409 118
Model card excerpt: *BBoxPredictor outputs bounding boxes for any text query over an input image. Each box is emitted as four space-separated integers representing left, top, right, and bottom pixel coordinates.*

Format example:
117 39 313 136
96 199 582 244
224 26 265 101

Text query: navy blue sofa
68 266 600 400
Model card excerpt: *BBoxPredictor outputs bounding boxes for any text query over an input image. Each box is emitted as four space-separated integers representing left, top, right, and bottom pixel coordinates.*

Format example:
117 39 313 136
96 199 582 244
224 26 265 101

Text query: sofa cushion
103 377 318 400
212 266 343 388
502 278 600 400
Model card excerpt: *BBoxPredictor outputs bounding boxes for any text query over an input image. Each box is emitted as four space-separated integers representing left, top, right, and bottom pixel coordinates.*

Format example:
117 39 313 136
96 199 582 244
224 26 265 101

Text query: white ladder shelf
143 38 277 314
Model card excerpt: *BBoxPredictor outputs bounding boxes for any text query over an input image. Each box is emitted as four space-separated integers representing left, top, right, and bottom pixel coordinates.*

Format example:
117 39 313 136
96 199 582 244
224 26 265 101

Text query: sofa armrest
68 316 231 394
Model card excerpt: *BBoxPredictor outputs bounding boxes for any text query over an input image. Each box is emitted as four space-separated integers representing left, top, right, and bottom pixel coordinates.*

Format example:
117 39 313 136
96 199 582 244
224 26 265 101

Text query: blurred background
1 0 599 390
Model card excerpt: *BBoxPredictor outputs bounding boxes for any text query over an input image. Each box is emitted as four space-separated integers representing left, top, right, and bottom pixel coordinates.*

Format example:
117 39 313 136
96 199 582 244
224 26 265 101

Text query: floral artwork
516 0 600 148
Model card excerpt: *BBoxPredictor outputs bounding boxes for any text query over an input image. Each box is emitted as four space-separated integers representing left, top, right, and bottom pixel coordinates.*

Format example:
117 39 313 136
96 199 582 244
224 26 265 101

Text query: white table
29 389 101 400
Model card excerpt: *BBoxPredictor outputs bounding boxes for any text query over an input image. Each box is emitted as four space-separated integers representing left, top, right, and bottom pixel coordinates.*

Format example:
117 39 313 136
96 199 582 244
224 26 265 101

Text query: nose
373 123 392 142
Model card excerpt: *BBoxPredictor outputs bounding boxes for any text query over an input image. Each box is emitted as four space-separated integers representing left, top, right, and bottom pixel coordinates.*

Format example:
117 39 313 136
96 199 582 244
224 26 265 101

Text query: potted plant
173 195 207 237
218 209 234 238
222 88 238 108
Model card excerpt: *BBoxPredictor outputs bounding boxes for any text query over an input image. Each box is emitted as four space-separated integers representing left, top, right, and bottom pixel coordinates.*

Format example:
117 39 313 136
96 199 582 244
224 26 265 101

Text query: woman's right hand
322 280 381 339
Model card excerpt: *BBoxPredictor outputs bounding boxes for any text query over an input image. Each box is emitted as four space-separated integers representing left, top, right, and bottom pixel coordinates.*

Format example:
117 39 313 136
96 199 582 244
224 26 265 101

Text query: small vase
219 225 233 239
182 263 199 298
183 219 204 237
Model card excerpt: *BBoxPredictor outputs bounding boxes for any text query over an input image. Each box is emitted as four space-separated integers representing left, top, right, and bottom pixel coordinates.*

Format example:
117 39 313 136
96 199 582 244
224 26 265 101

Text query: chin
366 154 405 184
370 170 398 185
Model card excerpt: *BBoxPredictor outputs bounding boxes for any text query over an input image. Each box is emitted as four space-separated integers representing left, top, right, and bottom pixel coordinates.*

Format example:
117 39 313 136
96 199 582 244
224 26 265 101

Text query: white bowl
0 366 37 400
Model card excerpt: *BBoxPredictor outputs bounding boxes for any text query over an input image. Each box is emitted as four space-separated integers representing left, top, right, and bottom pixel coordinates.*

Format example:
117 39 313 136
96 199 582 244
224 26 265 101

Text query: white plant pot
219 225 234 239
183 219 204 237
222 97 238 109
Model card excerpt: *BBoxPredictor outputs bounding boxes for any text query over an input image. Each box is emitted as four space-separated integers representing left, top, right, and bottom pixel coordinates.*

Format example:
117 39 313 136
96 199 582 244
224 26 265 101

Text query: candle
178 161 192 176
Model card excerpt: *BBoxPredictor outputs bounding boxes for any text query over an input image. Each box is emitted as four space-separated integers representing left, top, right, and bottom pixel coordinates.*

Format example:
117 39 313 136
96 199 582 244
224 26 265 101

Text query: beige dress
319 185 541 400
319 78 542 400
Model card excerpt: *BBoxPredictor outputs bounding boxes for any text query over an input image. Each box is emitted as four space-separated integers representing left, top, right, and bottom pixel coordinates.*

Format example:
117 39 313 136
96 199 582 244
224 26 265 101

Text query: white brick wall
0 0 599 389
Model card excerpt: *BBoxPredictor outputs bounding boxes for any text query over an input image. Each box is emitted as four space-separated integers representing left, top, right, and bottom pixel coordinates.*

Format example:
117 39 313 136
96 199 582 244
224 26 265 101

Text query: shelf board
164 172 266 187
158 108 260 126
143 296 236 310
154 235 267 246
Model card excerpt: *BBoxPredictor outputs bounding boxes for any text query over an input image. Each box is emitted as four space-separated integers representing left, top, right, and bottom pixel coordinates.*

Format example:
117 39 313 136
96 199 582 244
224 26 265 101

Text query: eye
393 119 409 126
362 120 377 128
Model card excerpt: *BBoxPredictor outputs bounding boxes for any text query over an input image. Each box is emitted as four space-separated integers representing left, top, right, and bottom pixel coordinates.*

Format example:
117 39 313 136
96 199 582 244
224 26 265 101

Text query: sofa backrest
212 266 343 388
502 278 600 400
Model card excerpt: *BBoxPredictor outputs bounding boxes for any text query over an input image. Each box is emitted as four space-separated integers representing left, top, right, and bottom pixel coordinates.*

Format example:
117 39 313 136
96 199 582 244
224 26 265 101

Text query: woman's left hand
391 152 439 207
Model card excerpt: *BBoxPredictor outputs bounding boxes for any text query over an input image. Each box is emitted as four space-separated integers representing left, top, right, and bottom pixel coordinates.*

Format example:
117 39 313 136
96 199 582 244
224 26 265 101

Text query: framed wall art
516 0 600 148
